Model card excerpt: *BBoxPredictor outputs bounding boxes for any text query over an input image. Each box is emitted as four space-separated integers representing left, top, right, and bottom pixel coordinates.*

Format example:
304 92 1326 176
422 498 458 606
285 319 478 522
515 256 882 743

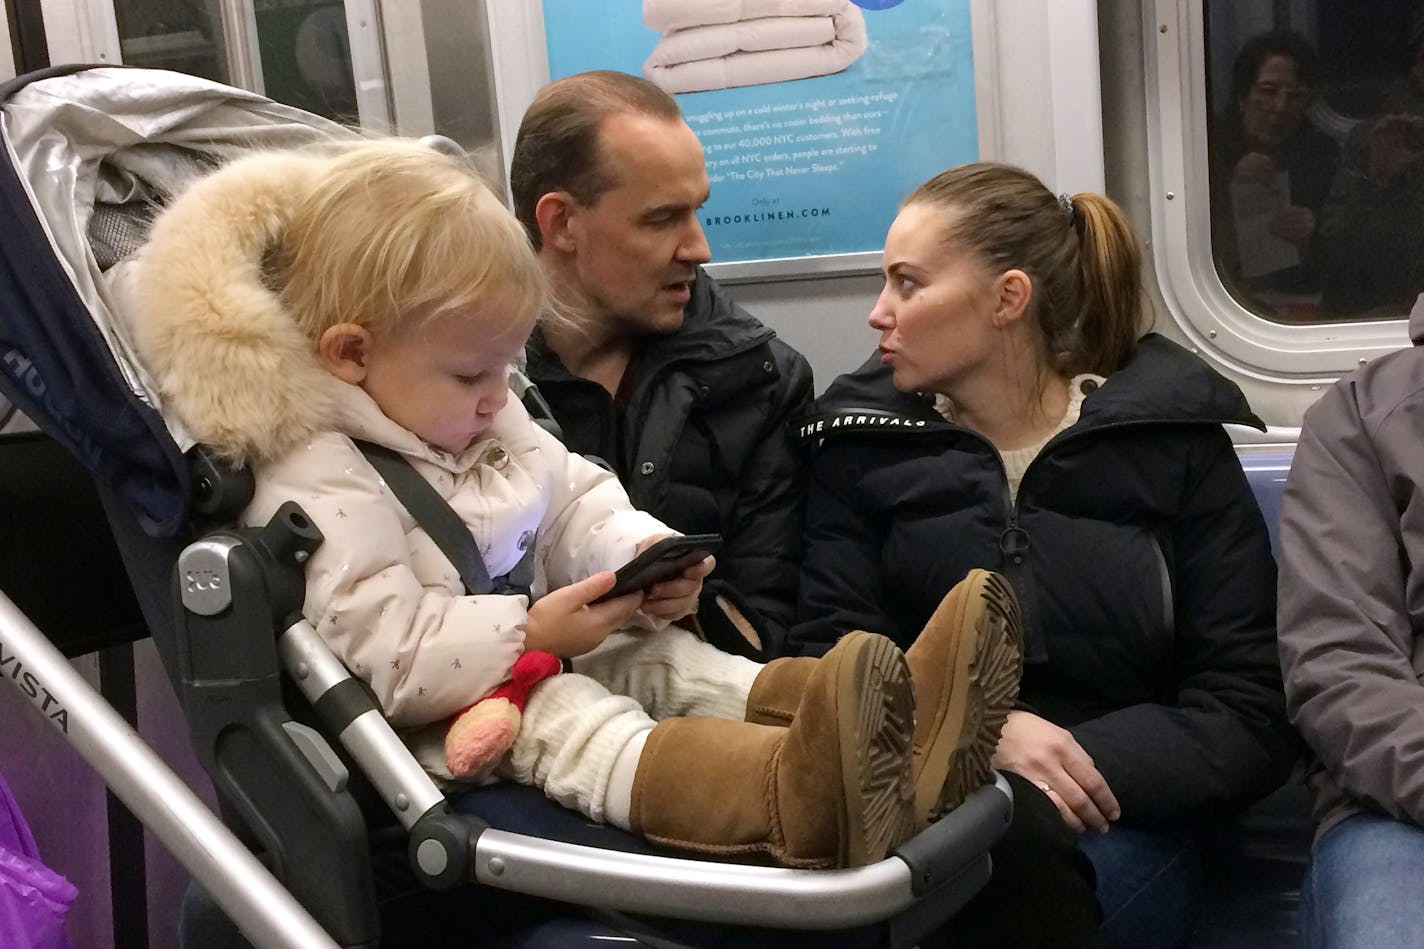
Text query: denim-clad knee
1302 811 1424 949
1077 822 1203 949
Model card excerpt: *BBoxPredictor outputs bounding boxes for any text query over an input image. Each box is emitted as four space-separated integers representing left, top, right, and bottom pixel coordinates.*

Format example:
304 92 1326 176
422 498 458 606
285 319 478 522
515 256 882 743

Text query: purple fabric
0 771 75 949
0 772 39 858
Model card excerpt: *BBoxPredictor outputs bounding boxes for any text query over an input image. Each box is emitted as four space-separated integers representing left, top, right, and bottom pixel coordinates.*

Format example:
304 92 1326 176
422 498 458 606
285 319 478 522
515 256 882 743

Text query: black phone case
592 534 723 602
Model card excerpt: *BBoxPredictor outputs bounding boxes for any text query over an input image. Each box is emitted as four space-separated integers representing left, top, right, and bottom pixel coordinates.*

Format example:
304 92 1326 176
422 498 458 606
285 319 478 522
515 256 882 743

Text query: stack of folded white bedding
643 0 869 94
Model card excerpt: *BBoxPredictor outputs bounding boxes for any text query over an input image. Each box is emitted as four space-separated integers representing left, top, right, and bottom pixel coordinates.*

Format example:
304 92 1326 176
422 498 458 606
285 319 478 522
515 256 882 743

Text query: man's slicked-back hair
510 70 683 249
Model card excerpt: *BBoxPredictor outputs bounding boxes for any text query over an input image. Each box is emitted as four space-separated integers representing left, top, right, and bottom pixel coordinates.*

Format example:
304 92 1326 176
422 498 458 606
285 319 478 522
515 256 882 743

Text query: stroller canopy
0 66 354 536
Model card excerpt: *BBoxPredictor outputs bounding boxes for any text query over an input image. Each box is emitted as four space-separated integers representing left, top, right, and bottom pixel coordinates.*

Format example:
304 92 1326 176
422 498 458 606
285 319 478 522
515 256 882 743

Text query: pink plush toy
444 650 562 779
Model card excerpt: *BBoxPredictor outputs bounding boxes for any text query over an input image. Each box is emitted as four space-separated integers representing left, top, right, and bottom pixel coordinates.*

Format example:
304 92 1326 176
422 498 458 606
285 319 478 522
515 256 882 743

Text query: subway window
1205 1 1424 325
111 0 228 87
111 0 358 122
48 1 506 187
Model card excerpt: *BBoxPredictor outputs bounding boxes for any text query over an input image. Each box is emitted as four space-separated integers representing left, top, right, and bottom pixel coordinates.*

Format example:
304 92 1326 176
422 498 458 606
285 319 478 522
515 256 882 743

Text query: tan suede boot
629 631 914 869
906 569 1023 828
744 655 816 726
751 572 1024 830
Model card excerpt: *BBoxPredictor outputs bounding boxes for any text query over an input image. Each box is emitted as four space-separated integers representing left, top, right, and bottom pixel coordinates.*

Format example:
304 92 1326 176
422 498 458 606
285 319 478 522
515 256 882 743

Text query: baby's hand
636 534 715 622
524 572 643 658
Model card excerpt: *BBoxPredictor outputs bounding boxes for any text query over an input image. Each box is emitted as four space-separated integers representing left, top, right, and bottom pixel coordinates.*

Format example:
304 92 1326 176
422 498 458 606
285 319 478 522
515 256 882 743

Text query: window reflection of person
1214 31 1339 305
294 5 358 120
1381 13 1424 117
1317 22 1424 317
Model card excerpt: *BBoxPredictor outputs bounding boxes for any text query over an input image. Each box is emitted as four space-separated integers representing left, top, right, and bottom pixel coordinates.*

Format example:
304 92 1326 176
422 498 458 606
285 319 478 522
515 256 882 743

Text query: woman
1213 30 1338 302
789 163 1297 948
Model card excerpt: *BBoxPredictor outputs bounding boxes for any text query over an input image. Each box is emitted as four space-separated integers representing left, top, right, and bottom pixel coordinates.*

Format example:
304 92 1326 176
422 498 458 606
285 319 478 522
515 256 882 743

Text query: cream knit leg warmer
501 671 653 826
573 626 762 722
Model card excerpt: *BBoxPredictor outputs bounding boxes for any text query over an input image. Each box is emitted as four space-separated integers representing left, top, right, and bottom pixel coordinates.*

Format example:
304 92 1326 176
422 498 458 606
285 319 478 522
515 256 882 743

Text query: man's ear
317 323 373 384
534 191 580 254
994 269 1034 327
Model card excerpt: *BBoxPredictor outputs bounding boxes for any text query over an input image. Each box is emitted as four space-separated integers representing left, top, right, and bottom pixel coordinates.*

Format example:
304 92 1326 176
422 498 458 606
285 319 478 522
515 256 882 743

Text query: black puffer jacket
526 270 814 657
790 334 1297 826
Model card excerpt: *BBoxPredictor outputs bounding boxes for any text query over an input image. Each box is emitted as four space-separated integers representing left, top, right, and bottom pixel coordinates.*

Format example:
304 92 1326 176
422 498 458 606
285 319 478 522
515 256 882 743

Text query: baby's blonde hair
273 139 545 340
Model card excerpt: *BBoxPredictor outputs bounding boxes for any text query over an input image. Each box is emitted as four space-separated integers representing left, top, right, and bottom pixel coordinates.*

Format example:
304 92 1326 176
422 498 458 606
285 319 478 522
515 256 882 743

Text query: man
510 70 813 658
1278 296 1424 948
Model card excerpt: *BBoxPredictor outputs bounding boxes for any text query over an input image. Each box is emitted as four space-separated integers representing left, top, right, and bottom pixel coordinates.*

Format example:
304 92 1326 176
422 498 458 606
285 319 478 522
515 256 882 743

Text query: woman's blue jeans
1077 823 1203 949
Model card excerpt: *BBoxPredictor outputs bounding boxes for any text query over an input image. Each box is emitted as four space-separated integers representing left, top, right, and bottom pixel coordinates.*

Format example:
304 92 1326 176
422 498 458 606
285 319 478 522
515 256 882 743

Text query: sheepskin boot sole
743 579 1022 826
907 569 1024 828
630 630 914 868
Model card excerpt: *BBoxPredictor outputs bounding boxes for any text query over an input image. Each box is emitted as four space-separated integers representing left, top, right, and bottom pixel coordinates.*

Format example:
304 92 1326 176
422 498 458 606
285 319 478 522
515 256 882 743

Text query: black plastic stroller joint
186 446 256 523
409 803 483 891
177 501 320 622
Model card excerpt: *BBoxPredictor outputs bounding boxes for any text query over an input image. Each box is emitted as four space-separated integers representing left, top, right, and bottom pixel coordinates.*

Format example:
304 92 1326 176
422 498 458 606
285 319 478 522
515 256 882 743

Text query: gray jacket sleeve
1279 376 1424 827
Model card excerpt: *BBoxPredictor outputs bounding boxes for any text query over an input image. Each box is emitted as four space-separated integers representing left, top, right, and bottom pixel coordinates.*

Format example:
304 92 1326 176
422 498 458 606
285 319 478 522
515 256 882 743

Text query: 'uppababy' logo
0 640 69 733
2 348 104 471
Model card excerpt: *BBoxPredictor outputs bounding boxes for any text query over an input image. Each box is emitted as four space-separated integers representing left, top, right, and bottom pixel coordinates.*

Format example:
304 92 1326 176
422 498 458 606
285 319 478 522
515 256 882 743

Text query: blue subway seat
1187 443 1309 949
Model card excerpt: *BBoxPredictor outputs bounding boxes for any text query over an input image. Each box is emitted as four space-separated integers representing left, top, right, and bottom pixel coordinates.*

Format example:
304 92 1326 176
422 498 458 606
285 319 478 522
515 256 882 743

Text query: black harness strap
353 440 531 597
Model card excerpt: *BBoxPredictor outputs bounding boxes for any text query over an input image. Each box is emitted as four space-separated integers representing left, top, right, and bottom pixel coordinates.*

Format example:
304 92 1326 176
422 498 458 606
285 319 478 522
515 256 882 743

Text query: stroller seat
0 65 1013 949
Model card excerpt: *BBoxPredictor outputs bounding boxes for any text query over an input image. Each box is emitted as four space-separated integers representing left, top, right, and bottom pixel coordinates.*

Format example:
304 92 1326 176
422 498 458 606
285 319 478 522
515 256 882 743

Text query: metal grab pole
0 590 339 949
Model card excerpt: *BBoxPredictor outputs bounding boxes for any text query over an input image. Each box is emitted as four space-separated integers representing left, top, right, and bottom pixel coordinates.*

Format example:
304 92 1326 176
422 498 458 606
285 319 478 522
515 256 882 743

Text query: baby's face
360 289 534 453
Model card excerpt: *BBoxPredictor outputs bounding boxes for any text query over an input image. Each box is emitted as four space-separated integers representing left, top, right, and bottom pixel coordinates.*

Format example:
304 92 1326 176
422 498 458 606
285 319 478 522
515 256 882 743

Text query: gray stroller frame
0 65 1012 948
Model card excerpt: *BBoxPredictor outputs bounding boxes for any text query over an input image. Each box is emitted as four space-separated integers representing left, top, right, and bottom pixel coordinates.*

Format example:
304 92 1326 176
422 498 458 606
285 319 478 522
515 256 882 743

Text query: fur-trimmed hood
119 150 336 466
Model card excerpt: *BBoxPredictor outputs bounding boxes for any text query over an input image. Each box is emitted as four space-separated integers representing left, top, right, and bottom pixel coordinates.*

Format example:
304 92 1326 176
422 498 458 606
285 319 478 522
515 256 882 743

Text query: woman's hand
523 572 644 658
991 710 1122 833
1233 151 1279 180
634 533 715 621
1268 205 1316 246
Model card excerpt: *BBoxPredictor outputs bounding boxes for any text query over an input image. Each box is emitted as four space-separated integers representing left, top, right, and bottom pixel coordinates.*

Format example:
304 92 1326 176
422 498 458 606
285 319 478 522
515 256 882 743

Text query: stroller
0 65 1013 948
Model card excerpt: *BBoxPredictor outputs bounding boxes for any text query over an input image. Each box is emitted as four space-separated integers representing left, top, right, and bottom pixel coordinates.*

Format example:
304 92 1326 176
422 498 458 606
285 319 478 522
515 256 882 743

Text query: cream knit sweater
935 374 1105 502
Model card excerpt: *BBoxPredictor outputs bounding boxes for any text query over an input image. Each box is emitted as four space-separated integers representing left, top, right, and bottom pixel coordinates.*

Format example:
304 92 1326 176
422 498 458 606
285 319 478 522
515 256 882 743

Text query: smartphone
592 534 722 603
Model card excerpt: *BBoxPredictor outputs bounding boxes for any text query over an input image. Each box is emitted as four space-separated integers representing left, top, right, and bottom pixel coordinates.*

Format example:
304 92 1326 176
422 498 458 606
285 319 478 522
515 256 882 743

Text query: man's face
560 112 711 336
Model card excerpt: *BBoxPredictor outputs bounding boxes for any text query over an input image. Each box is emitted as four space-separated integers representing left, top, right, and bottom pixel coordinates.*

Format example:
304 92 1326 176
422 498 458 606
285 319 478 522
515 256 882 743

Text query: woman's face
868 202 1003 396
1239 54 1310 151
